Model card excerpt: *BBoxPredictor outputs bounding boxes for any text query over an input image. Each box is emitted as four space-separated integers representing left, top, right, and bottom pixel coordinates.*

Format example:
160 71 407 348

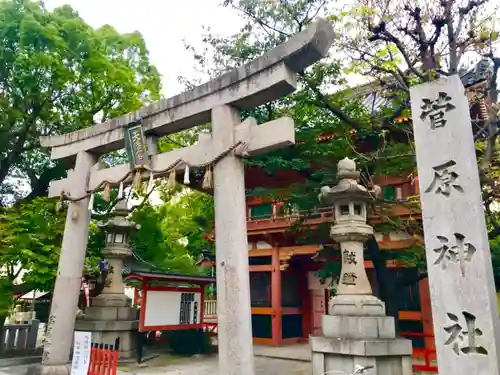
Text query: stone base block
75 320 138 359
322 314 396 339
310 335 413 375
83 305 137 321
329 295 386 316
75 319 138 333
92 294 131 307
25 364 71 375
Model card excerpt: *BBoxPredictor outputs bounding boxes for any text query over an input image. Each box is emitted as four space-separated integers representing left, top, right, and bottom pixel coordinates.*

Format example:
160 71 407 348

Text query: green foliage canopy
0 0 161 203
0 0 161 312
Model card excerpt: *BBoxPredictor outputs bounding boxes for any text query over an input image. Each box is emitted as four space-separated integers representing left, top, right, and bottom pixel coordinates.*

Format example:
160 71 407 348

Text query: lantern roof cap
337 157 360 180
318 157 372 205
104 199 139 232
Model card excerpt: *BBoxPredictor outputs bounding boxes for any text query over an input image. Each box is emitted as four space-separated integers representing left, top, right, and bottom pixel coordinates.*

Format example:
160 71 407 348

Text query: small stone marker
410 74 500 375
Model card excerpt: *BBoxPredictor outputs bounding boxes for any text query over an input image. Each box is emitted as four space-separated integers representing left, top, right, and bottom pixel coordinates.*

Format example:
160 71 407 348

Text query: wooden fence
204 300 217 317
1 320 39 355
87 338 120 375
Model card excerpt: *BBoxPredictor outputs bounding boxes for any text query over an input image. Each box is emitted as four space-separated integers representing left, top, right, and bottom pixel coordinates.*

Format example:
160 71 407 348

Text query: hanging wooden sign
123 121 149 168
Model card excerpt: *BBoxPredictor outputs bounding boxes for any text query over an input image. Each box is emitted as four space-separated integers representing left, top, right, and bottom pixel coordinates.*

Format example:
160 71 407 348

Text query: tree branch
7 265 14 280
300 0 326 26
12 266 23 281
369 25 425 80
298 72 362 131
480 54 500 172
0 117 36 186
226 2 291 38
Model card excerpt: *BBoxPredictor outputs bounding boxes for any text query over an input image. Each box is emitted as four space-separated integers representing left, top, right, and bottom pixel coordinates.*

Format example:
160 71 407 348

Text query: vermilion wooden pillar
299 266 312 339
133 287 140 307
271 247 282 345
419 279 435 351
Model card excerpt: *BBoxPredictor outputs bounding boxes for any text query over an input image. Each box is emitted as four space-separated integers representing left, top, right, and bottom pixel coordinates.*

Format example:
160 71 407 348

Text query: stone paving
0 358 310 375
0 359 438 375
118 356 311 375
0 354 436 375
0 364 33 375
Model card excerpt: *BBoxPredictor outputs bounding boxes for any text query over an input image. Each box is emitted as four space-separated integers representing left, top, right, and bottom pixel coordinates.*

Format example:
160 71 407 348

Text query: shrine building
202 58 494 363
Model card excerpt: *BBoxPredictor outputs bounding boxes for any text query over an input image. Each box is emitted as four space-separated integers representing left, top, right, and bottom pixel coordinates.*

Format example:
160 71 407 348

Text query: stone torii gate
34 19 334 375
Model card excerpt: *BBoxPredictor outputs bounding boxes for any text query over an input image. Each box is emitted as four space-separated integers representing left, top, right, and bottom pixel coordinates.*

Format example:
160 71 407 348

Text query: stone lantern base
311 301 413 375
328 294 387 316
75 294 138 360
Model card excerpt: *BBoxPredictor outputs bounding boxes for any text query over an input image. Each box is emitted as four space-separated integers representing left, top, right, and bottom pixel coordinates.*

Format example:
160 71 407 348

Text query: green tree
157 189 215 272
0 198 64 291
122 125 216 274
0 0 161 203
126 167 215 273
0 0 161 317
0 276 14 331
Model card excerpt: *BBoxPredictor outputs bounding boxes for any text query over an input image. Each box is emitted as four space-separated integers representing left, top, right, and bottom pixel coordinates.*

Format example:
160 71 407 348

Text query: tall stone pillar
29 151 97 375
311 158 413 375
212 105 255 375
75 199 139 359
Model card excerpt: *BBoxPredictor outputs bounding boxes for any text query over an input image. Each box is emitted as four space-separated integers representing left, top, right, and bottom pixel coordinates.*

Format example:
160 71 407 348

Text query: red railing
247 206 334 232
204 322 218 334
399 331 438 373
204 322 218 348
246 200 421 232
88 338 119 375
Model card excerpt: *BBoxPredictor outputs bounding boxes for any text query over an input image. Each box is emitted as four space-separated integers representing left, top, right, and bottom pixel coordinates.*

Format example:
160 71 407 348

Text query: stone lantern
312 157 412 375
318 157 383 315
99 199 140 303
75 199 139 359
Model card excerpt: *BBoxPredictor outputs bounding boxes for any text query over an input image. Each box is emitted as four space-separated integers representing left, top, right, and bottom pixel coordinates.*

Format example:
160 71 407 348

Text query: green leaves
129 189 214 274
0 0 162 312
0 0 161 203
0 197 65 292
0 276 14 318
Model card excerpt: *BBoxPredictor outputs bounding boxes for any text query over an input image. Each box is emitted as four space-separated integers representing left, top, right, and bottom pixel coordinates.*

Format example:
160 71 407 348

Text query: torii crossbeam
35 18 334 375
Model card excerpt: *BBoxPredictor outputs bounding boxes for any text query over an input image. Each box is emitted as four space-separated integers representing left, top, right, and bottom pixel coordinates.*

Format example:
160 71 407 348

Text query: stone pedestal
75 294 138 359
328 295 386 317
26 364 72 375
74 199 139 360
311 311 413 375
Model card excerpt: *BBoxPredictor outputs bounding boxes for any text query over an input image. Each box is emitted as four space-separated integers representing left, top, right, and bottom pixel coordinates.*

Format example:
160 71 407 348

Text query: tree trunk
0 123 32 187
366 236 398 321
0 315 5 355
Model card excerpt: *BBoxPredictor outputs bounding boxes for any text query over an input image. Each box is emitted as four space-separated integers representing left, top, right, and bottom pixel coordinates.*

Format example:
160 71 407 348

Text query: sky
44 0 246 96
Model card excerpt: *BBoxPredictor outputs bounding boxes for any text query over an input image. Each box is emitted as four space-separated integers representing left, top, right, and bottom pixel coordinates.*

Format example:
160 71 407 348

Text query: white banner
71 331 92 375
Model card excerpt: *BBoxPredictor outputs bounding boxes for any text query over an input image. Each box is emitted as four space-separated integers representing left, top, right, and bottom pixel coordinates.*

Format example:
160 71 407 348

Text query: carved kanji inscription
444 311 488 356
425 160 464 197
420 92 456 129
433 233 476 276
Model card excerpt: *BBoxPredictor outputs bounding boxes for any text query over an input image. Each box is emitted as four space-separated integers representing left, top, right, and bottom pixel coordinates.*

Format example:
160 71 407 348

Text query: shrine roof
124 270 215 285
356 58 493 114
121 252 213 285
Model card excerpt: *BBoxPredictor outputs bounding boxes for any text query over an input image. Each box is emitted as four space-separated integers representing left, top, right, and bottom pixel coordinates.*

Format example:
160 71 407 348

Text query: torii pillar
30 19 334 375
